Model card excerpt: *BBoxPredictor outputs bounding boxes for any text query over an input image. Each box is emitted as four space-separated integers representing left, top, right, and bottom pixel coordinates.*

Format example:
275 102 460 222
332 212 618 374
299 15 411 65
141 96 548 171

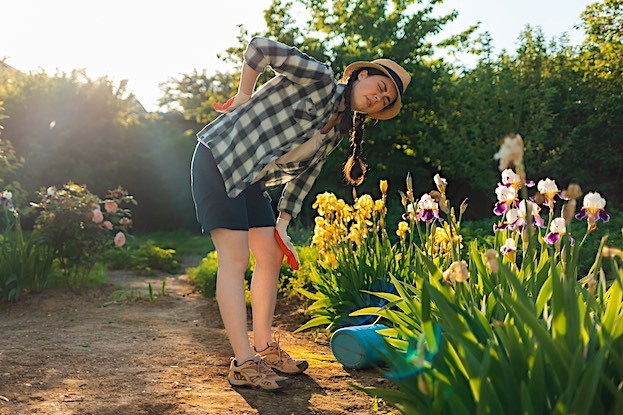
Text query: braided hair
339 68 390 186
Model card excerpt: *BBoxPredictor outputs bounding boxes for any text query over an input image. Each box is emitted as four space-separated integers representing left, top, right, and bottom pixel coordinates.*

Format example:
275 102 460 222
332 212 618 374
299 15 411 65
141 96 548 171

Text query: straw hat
341 58 411 120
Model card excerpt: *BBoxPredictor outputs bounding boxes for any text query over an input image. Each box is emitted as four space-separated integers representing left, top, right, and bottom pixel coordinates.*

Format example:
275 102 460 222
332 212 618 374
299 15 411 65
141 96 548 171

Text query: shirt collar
330 83 346 113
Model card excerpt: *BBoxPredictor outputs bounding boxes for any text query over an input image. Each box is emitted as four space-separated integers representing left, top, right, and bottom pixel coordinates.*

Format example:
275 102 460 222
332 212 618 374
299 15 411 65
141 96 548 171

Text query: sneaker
255 340 309 375
228 354 289 391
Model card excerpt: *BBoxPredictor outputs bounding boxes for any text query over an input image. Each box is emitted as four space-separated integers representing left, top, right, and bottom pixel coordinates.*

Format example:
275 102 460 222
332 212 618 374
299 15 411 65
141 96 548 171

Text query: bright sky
2 0 594 112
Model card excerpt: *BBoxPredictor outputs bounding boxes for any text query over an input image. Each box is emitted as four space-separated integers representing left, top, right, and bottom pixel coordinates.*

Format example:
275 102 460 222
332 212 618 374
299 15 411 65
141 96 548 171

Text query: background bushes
0 0 621 231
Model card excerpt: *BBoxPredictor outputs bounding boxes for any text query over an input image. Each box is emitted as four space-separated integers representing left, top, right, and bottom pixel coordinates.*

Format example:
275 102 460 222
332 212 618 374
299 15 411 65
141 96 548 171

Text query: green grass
130 229 214 256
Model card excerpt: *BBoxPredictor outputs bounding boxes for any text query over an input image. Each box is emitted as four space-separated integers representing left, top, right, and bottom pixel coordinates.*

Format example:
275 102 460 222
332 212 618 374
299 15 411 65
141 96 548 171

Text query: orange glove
275 218 299 270
212 92 251 113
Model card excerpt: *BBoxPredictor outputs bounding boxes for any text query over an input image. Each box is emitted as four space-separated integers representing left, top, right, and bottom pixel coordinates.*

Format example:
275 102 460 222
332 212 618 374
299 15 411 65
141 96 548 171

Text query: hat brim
341 61 402 120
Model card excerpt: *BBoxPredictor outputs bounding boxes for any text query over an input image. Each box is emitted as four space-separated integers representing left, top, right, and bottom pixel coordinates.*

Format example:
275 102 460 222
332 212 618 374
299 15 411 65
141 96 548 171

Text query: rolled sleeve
277 158 326 218
244 37 333 85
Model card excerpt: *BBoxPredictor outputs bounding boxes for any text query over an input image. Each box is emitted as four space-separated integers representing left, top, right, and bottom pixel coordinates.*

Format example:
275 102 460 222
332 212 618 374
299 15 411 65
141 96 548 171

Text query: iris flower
501 169 534 191
494 184 517 215
0 190 14 210
433 174 447 195
416 193 440 222
396 221 410 240
500 238 517 263
509 200 545 231
576 192 609 231
544 217 567 245
442 260 469 283
537 178 565 208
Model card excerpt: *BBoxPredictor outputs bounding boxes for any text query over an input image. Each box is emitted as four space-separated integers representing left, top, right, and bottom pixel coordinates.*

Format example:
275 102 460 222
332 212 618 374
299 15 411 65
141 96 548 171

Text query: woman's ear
357 69 369 80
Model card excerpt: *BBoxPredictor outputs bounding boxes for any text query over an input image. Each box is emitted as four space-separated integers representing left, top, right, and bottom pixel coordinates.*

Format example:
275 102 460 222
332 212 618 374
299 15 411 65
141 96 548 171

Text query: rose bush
32 183 136 289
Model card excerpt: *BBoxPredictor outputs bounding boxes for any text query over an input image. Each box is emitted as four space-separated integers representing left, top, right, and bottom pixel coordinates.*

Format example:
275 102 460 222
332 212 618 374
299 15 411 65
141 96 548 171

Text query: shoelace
273 331 294 362
257 358 276 377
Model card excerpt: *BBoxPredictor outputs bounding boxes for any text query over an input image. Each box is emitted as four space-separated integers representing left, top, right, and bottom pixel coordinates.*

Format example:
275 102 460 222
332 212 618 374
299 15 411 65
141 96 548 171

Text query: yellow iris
396 221 410 240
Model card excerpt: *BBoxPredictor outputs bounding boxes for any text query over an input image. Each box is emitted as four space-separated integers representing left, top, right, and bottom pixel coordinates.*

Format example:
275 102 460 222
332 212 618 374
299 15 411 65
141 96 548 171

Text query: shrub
104 240 179 274
187 251 220 298
186 251 252 306
278 245 319 297
187 246 317 300
31 183 136 289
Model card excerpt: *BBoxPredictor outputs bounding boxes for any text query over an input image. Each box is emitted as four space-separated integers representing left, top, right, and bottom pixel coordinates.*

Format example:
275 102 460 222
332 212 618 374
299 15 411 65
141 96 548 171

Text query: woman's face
350 70 398 114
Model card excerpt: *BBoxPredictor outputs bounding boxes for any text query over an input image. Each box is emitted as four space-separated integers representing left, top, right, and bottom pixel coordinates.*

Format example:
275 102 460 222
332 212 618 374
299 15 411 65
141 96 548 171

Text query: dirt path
0 258 394 415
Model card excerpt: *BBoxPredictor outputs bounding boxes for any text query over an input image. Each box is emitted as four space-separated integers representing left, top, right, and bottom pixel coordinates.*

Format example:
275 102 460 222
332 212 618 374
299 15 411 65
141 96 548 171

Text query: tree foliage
158 69 238 124
0 0 621 231
0 69 200 231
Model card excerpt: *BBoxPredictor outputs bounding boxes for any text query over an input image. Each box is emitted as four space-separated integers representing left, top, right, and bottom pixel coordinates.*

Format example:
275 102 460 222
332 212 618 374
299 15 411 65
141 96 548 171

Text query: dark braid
343 112 367 186
340 67 388 186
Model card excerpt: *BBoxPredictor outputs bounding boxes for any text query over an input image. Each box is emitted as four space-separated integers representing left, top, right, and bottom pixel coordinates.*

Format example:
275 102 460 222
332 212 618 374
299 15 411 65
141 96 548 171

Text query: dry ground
0 257 396 415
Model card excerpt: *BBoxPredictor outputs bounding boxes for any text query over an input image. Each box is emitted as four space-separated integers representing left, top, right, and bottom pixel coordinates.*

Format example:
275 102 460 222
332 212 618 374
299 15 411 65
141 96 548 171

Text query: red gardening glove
212 92 252 113
275 219 299 270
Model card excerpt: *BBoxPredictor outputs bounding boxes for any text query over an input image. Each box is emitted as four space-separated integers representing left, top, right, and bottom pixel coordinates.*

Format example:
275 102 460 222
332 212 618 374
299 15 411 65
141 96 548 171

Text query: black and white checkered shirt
196 37 345 218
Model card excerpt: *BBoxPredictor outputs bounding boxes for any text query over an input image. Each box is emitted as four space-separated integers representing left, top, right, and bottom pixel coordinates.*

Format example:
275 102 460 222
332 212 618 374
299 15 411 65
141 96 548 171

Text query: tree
580 0 623 83
0 68 201 231
571 0 623 203
158 69 238 125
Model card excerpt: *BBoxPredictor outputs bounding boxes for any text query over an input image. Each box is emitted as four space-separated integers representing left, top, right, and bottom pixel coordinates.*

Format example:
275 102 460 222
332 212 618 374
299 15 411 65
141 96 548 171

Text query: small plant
147 280 168 302
104 287 143 305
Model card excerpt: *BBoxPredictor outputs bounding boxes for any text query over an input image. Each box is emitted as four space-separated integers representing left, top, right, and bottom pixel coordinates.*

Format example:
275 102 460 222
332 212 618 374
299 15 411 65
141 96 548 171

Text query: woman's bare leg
248 226 283 350
210 228 254 363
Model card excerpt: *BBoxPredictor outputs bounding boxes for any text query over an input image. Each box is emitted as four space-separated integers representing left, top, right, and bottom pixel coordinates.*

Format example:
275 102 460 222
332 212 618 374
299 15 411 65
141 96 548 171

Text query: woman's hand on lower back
213 92 251 113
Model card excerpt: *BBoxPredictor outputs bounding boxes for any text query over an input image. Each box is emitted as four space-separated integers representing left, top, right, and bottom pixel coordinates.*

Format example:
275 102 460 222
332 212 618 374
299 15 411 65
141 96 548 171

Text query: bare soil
0 257 395 415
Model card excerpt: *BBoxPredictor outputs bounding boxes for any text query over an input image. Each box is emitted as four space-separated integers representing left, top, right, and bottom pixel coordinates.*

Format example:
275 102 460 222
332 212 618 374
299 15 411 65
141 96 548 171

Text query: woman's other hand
212 92 252 113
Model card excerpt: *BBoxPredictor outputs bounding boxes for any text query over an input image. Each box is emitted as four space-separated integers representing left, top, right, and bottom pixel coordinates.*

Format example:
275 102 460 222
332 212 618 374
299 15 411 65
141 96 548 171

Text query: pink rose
103 220 113 230
105 201 119 214
92 209 104 224
114 232 126 247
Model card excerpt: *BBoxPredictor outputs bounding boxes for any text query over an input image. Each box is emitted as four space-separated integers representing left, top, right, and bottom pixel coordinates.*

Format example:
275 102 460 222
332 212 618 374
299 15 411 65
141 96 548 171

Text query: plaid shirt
196 37 345 218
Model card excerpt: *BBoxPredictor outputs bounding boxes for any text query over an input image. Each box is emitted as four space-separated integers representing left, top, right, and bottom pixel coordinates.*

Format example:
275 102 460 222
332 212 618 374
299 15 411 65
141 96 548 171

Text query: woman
191 36 410 391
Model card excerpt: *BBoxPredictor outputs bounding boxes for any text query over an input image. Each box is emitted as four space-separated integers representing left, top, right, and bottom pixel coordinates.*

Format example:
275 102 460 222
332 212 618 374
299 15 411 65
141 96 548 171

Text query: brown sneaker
255 340 309 375
228 354 289 391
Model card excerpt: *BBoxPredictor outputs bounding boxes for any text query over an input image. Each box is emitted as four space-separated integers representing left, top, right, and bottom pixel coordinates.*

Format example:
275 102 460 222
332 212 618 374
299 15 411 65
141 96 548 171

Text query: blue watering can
331 323 443 372
330 323 389 369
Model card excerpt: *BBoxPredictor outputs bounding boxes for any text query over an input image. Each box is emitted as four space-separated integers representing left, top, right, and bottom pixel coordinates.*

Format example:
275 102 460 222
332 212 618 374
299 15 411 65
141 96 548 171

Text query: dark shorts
191 142 275 234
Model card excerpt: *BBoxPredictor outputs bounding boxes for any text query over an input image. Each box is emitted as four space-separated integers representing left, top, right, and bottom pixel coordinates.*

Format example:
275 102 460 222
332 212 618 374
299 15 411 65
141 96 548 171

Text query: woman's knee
211 229 251 274
217 249 251 274
248 229 282 266
251 241 283 269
